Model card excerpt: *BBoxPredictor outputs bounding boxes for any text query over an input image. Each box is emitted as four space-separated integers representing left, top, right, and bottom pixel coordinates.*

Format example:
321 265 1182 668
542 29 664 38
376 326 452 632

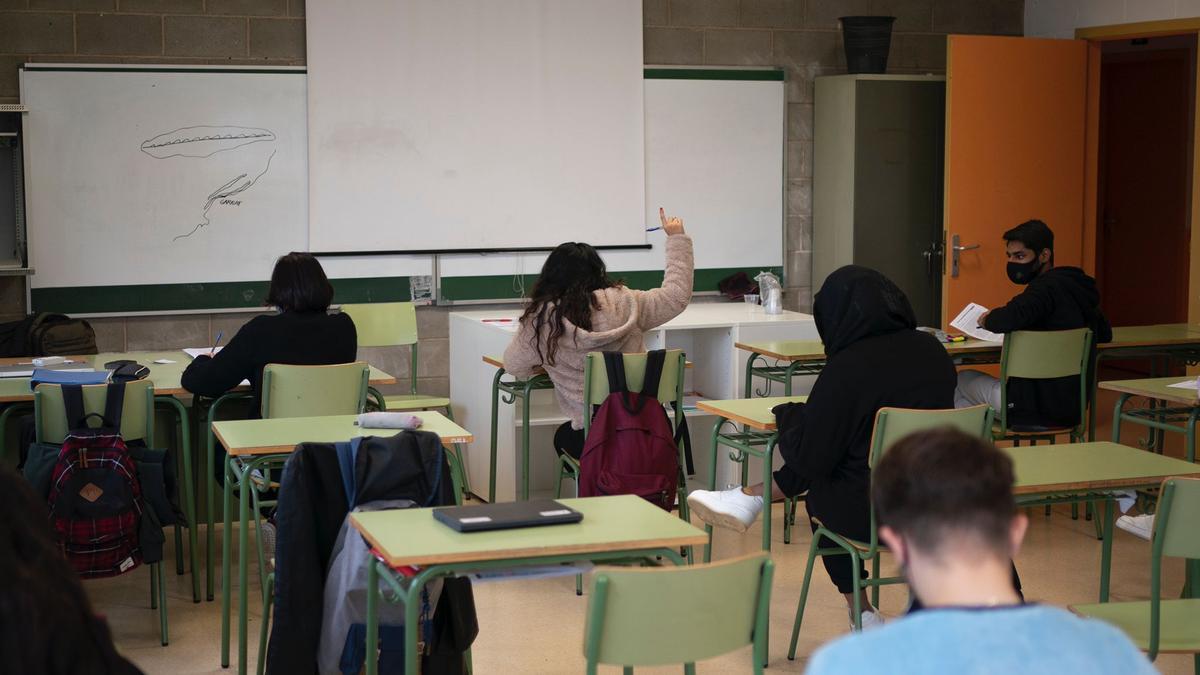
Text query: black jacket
180 310 357 414
773 266 957 539
267 431 457 675
983 266 1112 429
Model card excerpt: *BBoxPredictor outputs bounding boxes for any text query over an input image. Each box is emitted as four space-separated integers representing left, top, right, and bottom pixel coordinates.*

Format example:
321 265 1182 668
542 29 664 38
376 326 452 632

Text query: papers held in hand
950 303 1005 343
433 499 583 532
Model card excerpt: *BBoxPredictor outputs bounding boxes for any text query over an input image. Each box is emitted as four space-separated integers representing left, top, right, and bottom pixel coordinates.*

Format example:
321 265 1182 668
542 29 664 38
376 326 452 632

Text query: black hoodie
772 266 957 539
983 266 1112 429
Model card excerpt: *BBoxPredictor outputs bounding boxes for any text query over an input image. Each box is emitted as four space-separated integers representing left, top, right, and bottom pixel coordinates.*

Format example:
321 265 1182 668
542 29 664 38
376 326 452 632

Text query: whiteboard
439 75 786 281
305 0 646 253
21 65 430 292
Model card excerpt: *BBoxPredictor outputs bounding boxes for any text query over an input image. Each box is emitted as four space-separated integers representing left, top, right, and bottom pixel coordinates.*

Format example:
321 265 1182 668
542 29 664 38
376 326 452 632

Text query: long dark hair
0 465 143 674
265 252 334 312
520 242 619 365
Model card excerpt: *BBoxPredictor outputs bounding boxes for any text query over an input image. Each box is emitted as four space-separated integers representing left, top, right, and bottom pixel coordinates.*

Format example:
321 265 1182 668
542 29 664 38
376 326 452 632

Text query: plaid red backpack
46 381 147 579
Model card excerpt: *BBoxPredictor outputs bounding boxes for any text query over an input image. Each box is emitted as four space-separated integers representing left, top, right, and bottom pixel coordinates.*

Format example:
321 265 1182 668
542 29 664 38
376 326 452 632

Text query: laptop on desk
433 499 583 533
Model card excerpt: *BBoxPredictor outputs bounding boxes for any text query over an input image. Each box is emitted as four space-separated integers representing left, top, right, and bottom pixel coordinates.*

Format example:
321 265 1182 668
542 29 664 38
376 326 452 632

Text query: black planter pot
840 16 896 74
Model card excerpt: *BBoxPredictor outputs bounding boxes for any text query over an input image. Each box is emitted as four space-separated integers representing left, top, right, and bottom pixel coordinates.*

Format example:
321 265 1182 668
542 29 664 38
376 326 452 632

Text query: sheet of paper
950 303 1005 343
183 346 224 359
153 358 176 364
1167 379 1200 390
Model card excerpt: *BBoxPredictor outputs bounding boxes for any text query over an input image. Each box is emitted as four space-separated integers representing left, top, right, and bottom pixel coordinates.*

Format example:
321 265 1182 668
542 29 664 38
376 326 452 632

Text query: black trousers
554 422 587 461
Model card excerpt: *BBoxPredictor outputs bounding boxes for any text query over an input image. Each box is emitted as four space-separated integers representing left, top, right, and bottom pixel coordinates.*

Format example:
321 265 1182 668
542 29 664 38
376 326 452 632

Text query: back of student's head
1003 219 1054 257
872 428 1017 560
519 242 619 365
0 465 141 674
266 251 334 313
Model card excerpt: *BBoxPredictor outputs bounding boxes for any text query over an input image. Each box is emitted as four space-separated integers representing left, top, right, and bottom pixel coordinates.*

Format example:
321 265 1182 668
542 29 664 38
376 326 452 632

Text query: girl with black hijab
688 265 958 627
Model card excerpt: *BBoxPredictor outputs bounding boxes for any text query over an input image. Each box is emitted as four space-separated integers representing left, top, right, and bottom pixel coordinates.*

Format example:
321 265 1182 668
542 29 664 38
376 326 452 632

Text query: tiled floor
92 497 1190 674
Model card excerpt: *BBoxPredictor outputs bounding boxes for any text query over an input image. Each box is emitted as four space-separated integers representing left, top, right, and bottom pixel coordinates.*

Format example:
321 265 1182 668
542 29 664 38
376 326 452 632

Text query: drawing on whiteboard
173 149 277 241
139 125 277 240
140 125 275 159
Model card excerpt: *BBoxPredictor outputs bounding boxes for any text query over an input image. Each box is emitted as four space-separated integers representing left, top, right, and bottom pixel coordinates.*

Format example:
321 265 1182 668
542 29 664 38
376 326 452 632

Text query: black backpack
31 313 98 356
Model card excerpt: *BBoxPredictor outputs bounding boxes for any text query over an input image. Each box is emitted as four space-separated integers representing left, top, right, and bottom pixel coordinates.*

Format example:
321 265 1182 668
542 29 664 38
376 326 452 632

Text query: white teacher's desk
449 304 818 503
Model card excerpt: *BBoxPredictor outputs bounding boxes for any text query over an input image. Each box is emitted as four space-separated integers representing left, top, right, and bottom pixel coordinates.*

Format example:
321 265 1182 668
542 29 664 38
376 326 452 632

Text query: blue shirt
805 605 1155 675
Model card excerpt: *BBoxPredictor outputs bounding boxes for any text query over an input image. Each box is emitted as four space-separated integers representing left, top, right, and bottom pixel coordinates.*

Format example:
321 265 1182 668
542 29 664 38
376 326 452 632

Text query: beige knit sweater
503 234 694 429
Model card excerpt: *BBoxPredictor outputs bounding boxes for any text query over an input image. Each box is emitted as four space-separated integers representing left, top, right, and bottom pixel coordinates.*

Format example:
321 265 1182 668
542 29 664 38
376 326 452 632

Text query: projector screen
306 0 646 253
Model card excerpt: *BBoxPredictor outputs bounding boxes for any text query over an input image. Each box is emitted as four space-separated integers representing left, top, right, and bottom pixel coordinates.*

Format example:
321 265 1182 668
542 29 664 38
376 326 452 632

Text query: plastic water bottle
756 271 783 315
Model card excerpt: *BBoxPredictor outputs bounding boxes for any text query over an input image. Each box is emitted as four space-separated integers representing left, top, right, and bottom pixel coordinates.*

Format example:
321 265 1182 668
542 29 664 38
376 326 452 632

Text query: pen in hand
210 331 224 357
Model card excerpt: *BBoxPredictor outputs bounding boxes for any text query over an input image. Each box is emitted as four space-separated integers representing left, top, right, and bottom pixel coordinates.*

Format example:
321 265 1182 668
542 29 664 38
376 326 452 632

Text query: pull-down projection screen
306 0 646 253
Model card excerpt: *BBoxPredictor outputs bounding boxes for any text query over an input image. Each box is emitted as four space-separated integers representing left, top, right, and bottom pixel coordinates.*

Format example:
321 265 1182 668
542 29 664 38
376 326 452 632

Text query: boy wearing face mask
955 219 1112 429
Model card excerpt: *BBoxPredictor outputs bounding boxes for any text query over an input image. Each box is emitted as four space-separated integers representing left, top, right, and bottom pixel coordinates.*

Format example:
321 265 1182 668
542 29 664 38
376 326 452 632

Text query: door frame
1077 18 1200 324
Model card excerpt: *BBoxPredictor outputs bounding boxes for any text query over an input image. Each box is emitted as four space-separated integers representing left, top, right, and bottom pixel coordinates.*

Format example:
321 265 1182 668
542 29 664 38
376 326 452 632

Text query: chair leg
555 460 565 500
258 573 274 675
576 573 583 597
870 554 880 609
783 498 792 545
851 552 864 631
442 405 471 497
157 562 169 646
175 524 185 575
150 563 158 609
787 536 822 660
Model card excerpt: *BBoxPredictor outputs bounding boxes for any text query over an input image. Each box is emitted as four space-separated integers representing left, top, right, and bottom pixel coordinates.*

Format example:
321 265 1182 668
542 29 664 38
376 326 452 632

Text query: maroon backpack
578 350 680 511
46 382 147 579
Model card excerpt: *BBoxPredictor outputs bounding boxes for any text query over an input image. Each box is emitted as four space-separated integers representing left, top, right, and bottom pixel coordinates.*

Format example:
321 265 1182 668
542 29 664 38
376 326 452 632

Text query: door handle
950 234 978 278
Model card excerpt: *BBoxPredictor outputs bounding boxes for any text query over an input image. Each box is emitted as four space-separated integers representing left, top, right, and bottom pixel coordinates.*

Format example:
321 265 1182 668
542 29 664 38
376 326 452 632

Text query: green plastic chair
248 361 368 675
1071 477 1200 672
557 350 688 519
993 328 1093 444
584 553 774 675
340 302 469 495
34 380 170 646
787 404 993 661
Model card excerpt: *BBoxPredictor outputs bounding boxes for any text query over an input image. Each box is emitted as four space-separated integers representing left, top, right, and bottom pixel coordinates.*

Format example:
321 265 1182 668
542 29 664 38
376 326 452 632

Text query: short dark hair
266 252 334 312
1002 219 1054 258
872 428 1017 558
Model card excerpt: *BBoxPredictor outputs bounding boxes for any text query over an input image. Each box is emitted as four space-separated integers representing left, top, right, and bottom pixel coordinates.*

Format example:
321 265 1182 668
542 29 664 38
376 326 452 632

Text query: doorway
1096 35 1195 330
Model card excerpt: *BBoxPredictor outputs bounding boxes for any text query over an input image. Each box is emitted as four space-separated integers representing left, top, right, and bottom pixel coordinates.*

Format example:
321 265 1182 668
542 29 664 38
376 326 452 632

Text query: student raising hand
659 207 685 236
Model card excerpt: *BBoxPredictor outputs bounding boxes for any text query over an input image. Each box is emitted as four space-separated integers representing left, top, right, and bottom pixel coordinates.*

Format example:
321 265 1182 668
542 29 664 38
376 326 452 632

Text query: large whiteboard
439 75 786 281
305 0 646 253
21 65 431 291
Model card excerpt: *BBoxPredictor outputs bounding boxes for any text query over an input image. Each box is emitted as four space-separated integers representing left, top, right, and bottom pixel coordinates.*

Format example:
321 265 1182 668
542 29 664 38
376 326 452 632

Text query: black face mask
1006 259 1042 285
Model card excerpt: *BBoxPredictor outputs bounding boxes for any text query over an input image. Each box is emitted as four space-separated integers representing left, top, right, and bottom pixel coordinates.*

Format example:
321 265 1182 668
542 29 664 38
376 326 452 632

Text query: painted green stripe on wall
643 68 785 81
31 277 412 314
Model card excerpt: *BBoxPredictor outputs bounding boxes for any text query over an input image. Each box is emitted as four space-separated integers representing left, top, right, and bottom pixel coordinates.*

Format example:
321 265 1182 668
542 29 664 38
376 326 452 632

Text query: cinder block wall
0 0 1023 395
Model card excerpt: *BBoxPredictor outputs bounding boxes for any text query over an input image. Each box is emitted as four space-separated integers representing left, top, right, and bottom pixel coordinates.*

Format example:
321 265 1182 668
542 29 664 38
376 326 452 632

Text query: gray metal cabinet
813 75 945 325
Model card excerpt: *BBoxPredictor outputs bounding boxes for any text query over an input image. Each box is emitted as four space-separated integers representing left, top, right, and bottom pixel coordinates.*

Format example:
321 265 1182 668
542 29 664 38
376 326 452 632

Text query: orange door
943 36 1091 326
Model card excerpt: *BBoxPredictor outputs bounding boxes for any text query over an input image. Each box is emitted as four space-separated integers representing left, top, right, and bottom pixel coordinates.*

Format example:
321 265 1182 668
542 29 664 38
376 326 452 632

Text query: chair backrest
583 553 773 672
582 350 685 433
34 380 155 444
869 405 993 468
261 362 370 419
338 302 419 347
998 328 1092 432
339 302 420 394
1147 477 1200 658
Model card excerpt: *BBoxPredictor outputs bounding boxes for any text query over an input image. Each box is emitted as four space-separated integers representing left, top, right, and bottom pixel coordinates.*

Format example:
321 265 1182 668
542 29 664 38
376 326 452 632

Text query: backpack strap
61 383 87 430
640 350 666 399
602 351 629 395
102 380 126 433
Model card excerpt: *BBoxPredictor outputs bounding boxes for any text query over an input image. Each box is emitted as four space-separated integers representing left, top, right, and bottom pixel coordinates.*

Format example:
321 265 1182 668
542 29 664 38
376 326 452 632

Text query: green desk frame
487 364 554 502
1105 377 1200 463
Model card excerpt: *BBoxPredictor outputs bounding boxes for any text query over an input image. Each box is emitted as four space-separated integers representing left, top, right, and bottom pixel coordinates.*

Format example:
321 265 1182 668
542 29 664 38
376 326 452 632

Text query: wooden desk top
1105 324 1200 349
351 494 707 568
1010 442 1200 496
213 411 473 456
1098 377 1200 406
695 396 808 430
0 351 397 402
734 338 1000 363
483 355 693 371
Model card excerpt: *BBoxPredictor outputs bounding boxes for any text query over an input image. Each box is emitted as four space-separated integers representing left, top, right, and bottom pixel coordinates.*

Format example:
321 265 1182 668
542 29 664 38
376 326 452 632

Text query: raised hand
659 207 684 236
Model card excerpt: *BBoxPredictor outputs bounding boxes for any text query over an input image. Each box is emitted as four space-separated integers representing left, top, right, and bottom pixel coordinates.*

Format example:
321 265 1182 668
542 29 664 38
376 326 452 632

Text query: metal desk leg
744 353 762 399
704 423 721 563
220 458 234 667
158 396 200 603
365 560 381 675
1112 393 1132 444
1188 408 1199 463
761 436 777 554
1100 497 1115 603
520 379 535 501
488 368 503 503
784 361 803 397
237 461 251 675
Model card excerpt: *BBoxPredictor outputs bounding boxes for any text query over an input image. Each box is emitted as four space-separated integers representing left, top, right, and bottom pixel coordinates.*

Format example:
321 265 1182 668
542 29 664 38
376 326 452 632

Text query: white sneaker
687 487 763 532
851 609 886 631
1116 514 1154 541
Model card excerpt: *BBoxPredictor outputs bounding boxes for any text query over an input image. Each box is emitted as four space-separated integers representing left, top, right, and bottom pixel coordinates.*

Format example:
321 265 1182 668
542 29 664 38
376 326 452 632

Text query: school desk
351 494 707 675
452 305 818 503
212 411 472 675
1100 377 1200 463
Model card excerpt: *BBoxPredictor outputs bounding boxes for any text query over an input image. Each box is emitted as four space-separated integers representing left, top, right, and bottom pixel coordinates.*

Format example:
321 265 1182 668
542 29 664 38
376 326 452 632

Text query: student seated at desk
0 465 143 675
805 428 1154 675
182 251 357 412
502 209 692 459
688 266 958 628
955 219 1112 427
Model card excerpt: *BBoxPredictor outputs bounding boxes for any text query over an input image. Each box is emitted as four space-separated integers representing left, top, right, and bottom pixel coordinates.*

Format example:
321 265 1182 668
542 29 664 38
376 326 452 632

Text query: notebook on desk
0 363 94 379
433 499 583 532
